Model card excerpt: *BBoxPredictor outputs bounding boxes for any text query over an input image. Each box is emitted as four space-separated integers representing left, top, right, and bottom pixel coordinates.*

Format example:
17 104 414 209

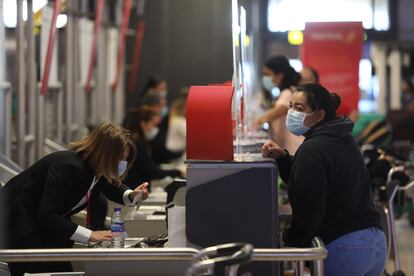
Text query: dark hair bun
330 92 341 110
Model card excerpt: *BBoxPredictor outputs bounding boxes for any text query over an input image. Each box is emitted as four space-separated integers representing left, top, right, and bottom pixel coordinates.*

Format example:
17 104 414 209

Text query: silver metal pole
297 261 305 276
97 27 110 123
16 0 27 167
314 259 324 276
388 183 401 271
26 0 36 166
0 82 12 157
114 55 125 123
65 1 74 143
0 0 9 157
72 2 82 139
36 91 45 159
56 83 64 143
0 248 199 262
252 248 327 262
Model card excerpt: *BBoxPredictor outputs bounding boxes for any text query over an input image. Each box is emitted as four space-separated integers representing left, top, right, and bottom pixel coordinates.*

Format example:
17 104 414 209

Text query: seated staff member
262 83 386 276
2 122 149 276
256 55 304 154
124 106 184 189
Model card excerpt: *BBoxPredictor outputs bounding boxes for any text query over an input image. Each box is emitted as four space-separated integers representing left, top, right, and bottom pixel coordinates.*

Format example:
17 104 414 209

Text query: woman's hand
130 182 149 201
255 116 267 129
262 141 287 159
89 230 112 242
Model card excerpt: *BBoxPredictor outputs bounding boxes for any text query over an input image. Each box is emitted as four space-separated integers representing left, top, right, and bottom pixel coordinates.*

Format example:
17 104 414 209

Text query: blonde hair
69 121 136 185
170 96 187 118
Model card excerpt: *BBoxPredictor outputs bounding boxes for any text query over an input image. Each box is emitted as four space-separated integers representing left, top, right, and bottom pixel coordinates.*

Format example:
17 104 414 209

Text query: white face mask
158 90 167 98
262 76 276 91
160 106 169 118
286 109 314 136
118 160 128 177
145 127 159 140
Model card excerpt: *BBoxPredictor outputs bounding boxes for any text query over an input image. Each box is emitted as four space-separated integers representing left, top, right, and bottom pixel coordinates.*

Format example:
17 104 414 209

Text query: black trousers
9 229 73 276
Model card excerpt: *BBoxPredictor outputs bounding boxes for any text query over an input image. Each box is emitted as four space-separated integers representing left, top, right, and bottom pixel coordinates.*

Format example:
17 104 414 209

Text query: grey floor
386 216 414 275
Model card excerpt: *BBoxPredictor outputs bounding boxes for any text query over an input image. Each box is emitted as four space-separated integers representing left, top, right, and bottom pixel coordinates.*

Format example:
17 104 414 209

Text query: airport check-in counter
186 159 280 275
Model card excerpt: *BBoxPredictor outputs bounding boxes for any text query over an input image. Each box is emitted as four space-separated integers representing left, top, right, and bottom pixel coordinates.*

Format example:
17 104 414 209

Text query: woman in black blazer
2 122 149 276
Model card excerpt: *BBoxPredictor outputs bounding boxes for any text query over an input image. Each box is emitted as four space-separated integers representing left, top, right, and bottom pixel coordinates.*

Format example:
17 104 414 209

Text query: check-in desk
186 159 280 275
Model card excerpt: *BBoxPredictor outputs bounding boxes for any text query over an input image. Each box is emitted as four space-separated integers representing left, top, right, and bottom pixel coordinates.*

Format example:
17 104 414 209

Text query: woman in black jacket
262 83 386 275
2 122 149 276
123 106 183 189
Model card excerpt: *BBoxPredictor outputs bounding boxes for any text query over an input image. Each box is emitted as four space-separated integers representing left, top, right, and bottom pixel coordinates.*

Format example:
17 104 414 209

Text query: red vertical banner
301 22 363 116
128 20 146 94
84 0 105 93
40 0 62 96
112 0 132 92
186 86 234 161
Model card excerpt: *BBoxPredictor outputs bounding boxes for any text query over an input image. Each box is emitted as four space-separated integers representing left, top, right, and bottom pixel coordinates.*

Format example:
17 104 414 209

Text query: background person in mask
137 75 168 100
262 83 386 276
124 106 184 190
166 88 188 161
2 122 149 276
299 66 319 84
124 93 181 164
256 55 304 154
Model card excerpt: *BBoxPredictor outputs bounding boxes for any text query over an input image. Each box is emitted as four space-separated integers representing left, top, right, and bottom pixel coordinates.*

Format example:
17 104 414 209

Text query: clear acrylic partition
232 1 265 161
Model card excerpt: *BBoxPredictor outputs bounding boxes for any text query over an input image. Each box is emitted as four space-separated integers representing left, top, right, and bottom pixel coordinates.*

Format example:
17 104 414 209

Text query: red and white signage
301 22 363 115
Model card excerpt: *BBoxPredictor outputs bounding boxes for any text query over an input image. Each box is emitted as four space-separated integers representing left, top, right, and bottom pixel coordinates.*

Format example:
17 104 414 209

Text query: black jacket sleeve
37 164 79 241
99 180 130 205
276 151 293 183
286 146 327 248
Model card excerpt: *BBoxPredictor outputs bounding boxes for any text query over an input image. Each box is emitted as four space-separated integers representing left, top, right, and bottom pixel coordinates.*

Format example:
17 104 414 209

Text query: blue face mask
262 76 276 91
118 160 128 176
286 109 313 136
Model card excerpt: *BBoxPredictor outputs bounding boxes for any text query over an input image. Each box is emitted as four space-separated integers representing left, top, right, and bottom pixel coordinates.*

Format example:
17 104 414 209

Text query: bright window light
3 0 49 28
359 59 372 92
289 59 303 72
33 0 48 13
3 0 19 28
268 0 389 32
56 14 67 28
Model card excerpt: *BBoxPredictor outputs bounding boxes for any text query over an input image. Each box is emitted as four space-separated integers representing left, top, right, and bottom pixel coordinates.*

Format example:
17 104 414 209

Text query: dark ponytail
265 55 300 90
295 83 341 121
330 92 341 111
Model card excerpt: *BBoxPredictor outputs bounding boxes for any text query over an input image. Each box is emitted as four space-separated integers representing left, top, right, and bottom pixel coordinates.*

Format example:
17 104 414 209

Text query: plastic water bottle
111 207 125 248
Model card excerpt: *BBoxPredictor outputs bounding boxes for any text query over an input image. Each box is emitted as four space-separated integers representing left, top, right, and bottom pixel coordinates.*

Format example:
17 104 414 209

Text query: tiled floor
386 215 414 275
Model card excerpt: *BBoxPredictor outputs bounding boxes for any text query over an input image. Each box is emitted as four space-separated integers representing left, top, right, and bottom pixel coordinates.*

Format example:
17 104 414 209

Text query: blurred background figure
256 55 304 154
123 106 184 190
401 78 414 111
166 87 189 162
140 75 168 99
300 66 319 84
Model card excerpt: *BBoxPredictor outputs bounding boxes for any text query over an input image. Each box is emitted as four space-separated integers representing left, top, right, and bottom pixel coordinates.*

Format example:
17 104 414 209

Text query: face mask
118 160 128 177
262 76 276 91
158 90 167 98
160 106 169 118
286 109 313 136
148 90 167 98
145 127 159 140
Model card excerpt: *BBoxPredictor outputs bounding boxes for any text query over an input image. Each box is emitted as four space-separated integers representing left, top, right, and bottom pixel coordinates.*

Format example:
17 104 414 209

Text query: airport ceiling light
288 30 303 45
3 0 48 28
